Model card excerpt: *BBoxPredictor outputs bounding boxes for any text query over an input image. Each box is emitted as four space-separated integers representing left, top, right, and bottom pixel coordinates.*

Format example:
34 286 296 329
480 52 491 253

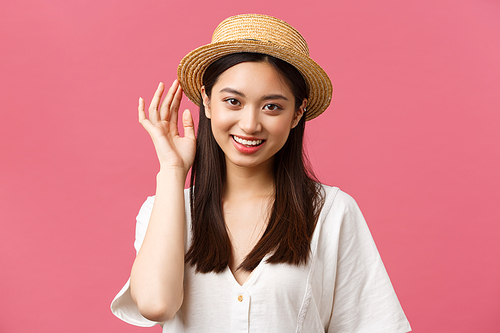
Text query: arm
129 80 195 322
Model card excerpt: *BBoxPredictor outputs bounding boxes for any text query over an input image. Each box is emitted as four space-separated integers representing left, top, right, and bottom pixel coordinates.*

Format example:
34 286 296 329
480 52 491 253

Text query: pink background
1 0 499 332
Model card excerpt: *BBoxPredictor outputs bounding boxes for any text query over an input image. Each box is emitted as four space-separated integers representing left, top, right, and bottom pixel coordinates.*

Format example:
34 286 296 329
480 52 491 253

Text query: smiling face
202 61 305 173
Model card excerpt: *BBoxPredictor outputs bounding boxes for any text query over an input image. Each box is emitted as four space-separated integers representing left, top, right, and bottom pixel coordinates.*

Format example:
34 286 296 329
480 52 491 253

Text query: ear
201 86 211 119
291 99 307 128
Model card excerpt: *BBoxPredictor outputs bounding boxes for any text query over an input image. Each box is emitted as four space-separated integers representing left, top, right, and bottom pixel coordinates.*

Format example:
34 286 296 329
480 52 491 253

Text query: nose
239 107 262 134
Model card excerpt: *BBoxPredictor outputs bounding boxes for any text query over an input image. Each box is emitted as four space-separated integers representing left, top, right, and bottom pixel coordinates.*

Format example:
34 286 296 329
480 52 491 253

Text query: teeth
233 135 263 146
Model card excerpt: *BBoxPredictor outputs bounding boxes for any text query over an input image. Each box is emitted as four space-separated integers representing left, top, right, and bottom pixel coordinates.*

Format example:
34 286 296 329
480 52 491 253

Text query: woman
111 14 411 332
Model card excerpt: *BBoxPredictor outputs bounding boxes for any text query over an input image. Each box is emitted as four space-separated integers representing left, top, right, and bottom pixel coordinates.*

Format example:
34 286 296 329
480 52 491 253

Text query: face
202 61 306 172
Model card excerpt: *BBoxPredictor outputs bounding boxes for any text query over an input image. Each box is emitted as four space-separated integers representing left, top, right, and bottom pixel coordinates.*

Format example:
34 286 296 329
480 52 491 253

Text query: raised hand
138 80 196 177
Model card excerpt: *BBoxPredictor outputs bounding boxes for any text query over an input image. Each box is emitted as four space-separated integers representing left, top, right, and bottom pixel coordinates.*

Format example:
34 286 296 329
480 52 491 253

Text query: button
237 295 243 302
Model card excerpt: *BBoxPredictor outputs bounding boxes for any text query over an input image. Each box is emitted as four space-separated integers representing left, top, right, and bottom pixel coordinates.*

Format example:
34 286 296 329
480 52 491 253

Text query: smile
232 135 264 147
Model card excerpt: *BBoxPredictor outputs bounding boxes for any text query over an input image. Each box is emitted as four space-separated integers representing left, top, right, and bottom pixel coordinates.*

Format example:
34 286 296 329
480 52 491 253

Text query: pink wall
1 1 499 332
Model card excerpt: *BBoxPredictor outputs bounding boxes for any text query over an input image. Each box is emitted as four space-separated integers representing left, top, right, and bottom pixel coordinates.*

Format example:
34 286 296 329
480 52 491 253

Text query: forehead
213 61 294 98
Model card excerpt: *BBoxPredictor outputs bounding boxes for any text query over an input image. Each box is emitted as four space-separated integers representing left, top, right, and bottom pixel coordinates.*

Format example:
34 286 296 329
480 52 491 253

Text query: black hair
186 52 324 273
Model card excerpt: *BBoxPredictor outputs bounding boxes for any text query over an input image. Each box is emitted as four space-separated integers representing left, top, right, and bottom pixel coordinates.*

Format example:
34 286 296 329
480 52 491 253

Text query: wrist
157 167 188 183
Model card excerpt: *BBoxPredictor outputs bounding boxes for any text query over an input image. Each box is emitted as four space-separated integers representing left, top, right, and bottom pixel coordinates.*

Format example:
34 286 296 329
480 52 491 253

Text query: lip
231 135 266 154
231 134 265 141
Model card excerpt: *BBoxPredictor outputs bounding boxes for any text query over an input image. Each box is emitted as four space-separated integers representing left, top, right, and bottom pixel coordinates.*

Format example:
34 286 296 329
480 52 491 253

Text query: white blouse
111 185 411 332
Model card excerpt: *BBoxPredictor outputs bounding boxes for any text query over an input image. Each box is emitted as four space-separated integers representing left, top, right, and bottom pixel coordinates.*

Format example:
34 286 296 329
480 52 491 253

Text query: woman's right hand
139 80 196 176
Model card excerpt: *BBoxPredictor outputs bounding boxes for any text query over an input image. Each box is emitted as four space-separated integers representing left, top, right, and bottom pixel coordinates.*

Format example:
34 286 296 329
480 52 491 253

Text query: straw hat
177 14 333 121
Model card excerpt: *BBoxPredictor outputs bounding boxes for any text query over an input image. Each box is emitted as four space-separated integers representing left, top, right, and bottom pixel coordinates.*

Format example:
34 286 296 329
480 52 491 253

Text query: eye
224 98 241 106
264 104 282 111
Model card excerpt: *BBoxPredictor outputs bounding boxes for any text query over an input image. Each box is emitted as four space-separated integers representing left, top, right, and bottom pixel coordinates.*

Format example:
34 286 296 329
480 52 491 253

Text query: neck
223 158 275 201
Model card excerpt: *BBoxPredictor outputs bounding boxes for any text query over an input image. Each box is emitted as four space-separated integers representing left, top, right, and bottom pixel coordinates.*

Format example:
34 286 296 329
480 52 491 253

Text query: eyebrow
219 88 289 101
261 94 289 101
219 88 245 97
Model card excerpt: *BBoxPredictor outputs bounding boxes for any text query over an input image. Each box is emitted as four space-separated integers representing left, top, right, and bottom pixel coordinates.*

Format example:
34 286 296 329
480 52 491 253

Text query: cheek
276 128 292 145
269 118 294 141
210 111 232 133
209 110 236 147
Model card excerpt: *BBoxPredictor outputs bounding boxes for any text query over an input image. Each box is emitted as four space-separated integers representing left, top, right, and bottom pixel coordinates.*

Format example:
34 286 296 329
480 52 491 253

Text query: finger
159 79 179 121
149 82 165 123
168 83 183 133
138 97 146 122
182 109 195 140
138 97 158 134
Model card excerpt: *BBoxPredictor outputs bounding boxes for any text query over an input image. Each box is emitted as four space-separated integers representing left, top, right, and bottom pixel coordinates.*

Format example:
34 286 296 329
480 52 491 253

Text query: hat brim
177 40 333 121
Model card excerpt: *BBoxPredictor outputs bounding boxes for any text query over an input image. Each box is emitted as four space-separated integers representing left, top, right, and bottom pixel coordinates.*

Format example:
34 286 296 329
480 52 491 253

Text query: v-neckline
226 253 269 288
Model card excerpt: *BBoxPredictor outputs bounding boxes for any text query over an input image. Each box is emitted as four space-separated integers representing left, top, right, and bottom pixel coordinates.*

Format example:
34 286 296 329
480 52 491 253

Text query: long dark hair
185 53 325 273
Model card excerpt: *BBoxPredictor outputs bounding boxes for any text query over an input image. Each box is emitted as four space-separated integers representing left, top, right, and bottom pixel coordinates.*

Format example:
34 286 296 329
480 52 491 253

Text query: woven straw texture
177 14 332 121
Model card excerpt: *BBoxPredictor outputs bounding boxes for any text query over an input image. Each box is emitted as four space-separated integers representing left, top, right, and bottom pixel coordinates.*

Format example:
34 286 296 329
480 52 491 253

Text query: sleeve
328 192 411 333
110 196 160 327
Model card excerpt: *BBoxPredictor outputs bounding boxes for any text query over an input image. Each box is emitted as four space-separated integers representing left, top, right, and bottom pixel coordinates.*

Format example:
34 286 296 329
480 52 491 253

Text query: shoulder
314 184 370 245
318 184 362 218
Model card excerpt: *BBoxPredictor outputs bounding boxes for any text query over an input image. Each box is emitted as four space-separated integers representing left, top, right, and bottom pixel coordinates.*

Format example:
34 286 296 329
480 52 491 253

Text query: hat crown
212 14 310 56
